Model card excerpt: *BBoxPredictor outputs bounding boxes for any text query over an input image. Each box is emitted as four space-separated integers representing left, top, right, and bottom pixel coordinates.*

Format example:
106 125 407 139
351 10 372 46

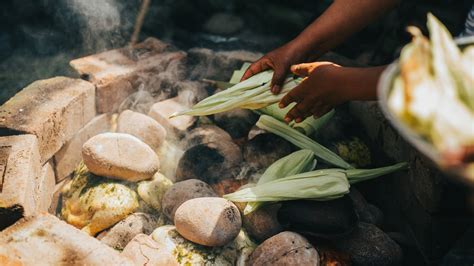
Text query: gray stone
248 231 320 266
82 133 160 182
121 234 164 265
98 213 160 250
335 222 403 266
162 179 217 221
175 197 242 247
151 225 256 265
117 110 167 151
242 204 283 242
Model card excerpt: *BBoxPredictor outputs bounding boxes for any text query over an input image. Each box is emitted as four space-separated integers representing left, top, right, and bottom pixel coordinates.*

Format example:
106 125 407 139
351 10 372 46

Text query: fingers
279 90 299 109
270 67 288 94
241 58 271 81
284 104 309 123
291 61 340 77
290 63 314 77
279 79 309 108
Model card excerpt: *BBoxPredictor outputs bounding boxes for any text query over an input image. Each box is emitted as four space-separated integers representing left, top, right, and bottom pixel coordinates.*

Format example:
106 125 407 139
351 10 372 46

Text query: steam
70 0 121 31
56 0 133 51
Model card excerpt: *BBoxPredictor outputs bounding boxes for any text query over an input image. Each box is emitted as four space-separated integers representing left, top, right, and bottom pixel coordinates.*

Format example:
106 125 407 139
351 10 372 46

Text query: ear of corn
259 149 316 183
256 115 353 169
229 62 251 84
175 63 335 136
345 162 408 184
173 70 302 117
224 170 350 202
224 163 407 204
244 149 316 214
256 104 335 135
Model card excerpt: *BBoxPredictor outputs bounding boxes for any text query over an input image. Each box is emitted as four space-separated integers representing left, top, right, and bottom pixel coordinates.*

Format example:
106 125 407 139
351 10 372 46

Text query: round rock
98 212 160 250
116 110 167 150
335 222 403 266
183 125 232 149
175 197 242 247
82 133 160 182
248 231 320 266
162 179 217 221
175 140 242 184
242 204 283 242
243 133 293 171
278 196 358 238
213 108 258 139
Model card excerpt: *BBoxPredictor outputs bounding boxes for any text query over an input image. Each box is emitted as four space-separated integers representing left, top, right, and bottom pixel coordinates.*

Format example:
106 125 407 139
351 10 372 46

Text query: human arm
279 62 387 122
241 0 400 94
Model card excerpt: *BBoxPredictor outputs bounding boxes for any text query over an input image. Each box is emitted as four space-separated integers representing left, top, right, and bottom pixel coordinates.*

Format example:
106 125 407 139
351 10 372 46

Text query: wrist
337 66 385 102
287 37 320 62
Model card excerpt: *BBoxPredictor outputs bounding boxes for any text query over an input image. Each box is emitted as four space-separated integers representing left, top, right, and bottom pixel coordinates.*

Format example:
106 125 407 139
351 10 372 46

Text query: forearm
338 65 388 101
289 0 400 60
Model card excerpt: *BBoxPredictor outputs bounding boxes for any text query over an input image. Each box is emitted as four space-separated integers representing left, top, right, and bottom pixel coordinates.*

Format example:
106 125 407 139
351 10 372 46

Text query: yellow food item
61 163 139 236
389 14 474 153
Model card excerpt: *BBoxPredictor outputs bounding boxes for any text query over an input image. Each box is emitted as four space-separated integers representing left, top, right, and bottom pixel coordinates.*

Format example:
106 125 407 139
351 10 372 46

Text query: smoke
70 0 121 31
47 0 136 52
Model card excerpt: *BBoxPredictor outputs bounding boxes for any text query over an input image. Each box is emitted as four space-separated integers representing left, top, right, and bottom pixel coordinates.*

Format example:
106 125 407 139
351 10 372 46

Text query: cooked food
388 14 474 154
61 163 139 236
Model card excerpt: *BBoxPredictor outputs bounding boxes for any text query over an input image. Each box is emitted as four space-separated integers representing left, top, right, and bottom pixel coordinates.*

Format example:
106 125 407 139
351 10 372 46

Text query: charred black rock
334 222 403 266
349 188 384 227
175 140 242 184
213 109 259 139
243 133 293 172
182 125 232 149
277 196 358 239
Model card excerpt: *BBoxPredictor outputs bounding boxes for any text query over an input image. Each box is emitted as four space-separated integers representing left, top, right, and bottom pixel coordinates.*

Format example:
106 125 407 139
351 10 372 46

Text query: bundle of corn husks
224 149 407 214
388 14 474 154
177 63 335 136
174 70 302 117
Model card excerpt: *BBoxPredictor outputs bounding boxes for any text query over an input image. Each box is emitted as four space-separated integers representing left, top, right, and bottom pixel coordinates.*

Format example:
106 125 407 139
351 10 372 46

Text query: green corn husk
256 115 353 169
180 63 335 136
224 163 407 203
224 169 350 202
256 104 335 135
173 70 302 117
244 149 316 214
346 162 408 184
229 62 251 84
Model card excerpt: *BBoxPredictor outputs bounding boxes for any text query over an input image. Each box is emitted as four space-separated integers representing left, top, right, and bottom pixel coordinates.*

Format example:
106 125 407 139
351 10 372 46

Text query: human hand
279 61 348 123
241 41 309 94
443 146 474 166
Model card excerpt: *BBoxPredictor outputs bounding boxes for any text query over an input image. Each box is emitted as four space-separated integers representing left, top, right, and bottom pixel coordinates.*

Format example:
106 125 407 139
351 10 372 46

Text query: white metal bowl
377 36 474 186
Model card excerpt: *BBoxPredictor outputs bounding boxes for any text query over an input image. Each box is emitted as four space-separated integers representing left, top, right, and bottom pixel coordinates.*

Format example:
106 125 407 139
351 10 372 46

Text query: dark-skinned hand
279 61 348 123
241 41 309 94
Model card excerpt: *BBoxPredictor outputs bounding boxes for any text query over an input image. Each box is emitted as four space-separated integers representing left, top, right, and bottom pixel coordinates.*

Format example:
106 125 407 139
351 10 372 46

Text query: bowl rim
377 35 474 185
